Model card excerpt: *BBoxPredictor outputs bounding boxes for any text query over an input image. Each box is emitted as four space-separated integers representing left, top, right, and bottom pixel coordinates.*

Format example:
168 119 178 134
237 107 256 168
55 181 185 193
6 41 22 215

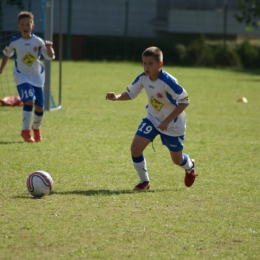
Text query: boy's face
142 55 163 81
17 18 34 39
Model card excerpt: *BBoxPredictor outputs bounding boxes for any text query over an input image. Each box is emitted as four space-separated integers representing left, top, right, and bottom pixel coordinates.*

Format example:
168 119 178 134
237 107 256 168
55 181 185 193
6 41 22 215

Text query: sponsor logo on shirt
149 85 155 89
180 96 189 102
22 52 36 66
151 96 163 111
157 93 163 98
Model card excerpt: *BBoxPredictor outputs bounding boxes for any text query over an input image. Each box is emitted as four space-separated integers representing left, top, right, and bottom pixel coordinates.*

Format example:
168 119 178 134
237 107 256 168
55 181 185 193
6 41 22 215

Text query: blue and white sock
33 110 44 129
22 105 33 130
132 154 149 183
179 153 194 172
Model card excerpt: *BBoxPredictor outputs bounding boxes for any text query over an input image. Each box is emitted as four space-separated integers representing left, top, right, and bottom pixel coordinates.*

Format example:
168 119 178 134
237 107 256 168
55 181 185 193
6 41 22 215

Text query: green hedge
236 40 260 69
80 35 259 68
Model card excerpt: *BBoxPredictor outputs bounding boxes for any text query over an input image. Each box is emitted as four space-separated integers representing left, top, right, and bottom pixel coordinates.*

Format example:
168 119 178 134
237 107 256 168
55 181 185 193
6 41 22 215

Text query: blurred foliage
235 0 260 30
236 40 260 68
80 34 260 69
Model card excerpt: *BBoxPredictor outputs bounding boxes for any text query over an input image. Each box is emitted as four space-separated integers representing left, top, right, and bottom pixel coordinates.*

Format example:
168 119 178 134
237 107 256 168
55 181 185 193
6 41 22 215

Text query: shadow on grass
52 189 158 196
205 67 260 80
0 141 24 144
13 188 181 199
229 68 260 79
53 187 178 196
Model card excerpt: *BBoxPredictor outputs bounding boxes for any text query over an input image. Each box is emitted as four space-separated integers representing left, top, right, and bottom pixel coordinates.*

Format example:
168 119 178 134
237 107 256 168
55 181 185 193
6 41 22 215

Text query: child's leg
161 134 196 187
31 87 44 142
22 102 33 130
33 87 45 130
170 151 197 187
161 134 193 170
170 151 194 171
17 83 34 131
33 106 44 130
17 83 35 142
170 151 196 187
131 135 151 182
131 118 159 185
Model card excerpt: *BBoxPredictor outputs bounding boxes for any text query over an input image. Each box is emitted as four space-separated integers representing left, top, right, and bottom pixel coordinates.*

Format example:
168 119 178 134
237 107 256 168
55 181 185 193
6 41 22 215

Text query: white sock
33 114 44 130
22 111 33 130
133 159 149 182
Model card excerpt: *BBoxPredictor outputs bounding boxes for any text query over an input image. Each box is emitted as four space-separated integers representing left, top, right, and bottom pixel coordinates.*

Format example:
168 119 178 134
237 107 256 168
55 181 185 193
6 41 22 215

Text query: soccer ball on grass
26 170 53 197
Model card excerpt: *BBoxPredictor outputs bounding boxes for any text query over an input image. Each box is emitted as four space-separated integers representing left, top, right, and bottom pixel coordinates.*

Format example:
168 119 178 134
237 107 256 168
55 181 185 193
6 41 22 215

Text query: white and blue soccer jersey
126 70 189 136
3 34 54 87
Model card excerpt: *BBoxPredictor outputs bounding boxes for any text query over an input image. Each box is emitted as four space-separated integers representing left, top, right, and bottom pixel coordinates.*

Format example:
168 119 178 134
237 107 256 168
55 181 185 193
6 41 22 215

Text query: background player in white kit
106 46 197 190
0 11 55 142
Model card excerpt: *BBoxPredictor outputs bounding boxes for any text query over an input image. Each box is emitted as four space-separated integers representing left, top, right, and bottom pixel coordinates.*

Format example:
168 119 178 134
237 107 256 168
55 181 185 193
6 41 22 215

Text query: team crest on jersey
33 46 38 52
151 96 163 111
156 93 163 98
22 53 35 66
4 47 8 53
180 96 189 102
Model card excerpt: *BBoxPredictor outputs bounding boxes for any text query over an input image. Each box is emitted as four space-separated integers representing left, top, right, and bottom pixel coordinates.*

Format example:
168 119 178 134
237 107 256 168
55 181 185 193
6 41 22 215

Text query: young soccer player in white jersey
0 11 55 142
106 46 197 190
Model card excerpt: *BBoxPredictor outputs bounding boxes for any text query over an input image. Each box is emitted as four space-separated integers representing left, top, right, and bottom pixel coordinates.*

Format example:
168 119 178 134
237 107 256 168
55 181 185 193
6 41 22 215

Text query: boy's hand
45 40 53 48
106 92 117 100
45 41 55 59
157 121 169 132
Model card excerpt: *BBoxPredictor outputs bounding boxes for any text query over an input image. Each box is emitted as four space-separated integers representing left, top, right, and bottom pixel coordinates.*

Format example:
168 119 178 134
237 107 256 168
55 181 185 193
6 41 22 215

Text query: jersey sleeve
178 89 189 104
38 38 55 60
167 83 189 105
3 44 14 57
40 46 55 60
125 73 145 100
163 73 189 105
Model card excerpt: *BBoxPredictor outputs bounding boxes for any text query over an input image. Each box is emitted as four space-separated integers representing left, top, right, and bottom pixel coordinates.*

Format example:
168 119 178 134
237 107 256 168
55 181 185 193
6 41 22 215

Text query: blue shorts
135 118 184 152
17 83 44 107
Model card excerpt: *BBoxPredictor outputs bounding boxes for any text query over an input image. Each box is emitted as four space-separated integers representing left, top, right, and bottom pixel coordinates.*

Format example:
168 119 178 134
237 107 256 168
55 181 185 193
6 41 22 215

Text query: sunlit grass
0 61 260 259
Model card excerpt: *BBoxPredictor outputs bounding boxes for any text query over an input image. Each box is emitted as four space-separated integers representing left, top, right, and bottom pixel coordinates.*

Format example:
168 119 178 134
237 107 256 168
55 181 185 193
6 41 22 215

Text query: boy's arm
158 103 189 132
45 40 55 59
0 55 10 74
106 91 131 101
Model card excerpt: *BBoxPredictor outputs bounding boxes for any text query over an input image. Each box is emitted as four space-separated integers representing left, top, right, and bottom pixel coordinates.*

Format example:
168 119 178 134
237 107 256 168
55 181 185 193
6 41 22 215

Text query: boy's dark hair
142 46 163 63
17 11 34 23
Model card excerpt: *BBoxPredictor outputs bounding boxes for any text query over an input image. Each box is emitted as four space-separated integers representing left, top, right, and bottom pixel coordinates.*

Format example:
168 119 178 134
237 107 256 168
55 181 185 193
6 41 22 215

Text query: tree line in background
1 0 260 68
173 36 260 68
235 0 260 30
80 35 260 69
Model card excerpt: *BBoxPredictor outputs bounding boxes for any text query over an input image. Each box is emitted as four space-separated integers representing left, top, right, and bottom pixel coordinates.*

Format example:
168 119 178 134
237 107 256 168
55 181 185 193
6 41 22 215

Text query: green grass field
0 61 260 259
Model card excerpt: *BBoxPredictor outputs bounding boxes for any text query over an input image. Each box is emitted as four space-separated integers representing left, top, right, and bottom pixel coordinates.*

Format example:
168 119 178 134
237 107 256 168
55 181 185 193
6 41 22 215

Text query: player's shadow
52 189 158 196
13 188 180 199
0 141 24 144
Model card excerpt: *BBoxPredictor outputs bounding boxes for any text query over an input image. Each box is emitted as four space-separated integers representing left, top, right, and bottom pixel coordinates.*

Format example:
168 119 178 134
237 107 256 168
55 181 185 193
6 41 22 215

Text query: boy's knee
35 105 44 113
25 100 34 106
130 144 142 157
130 147 139 157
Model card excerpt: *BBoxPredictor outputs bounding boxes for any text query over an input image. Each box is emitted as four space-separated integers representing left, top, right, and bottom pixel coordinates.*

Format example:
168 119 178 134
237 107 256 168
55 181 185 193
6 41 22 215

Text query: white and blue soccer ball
26 170 53 197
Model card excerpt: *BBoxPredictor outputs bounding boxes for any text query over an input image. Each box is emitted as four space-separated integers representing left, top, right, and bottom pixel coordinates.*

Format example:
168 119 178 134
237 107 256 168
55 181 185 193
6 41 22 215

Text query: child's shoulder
132 71 146 83
159 70 178 84
31 34 44 42
9 34 22 43
32 33 41 39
